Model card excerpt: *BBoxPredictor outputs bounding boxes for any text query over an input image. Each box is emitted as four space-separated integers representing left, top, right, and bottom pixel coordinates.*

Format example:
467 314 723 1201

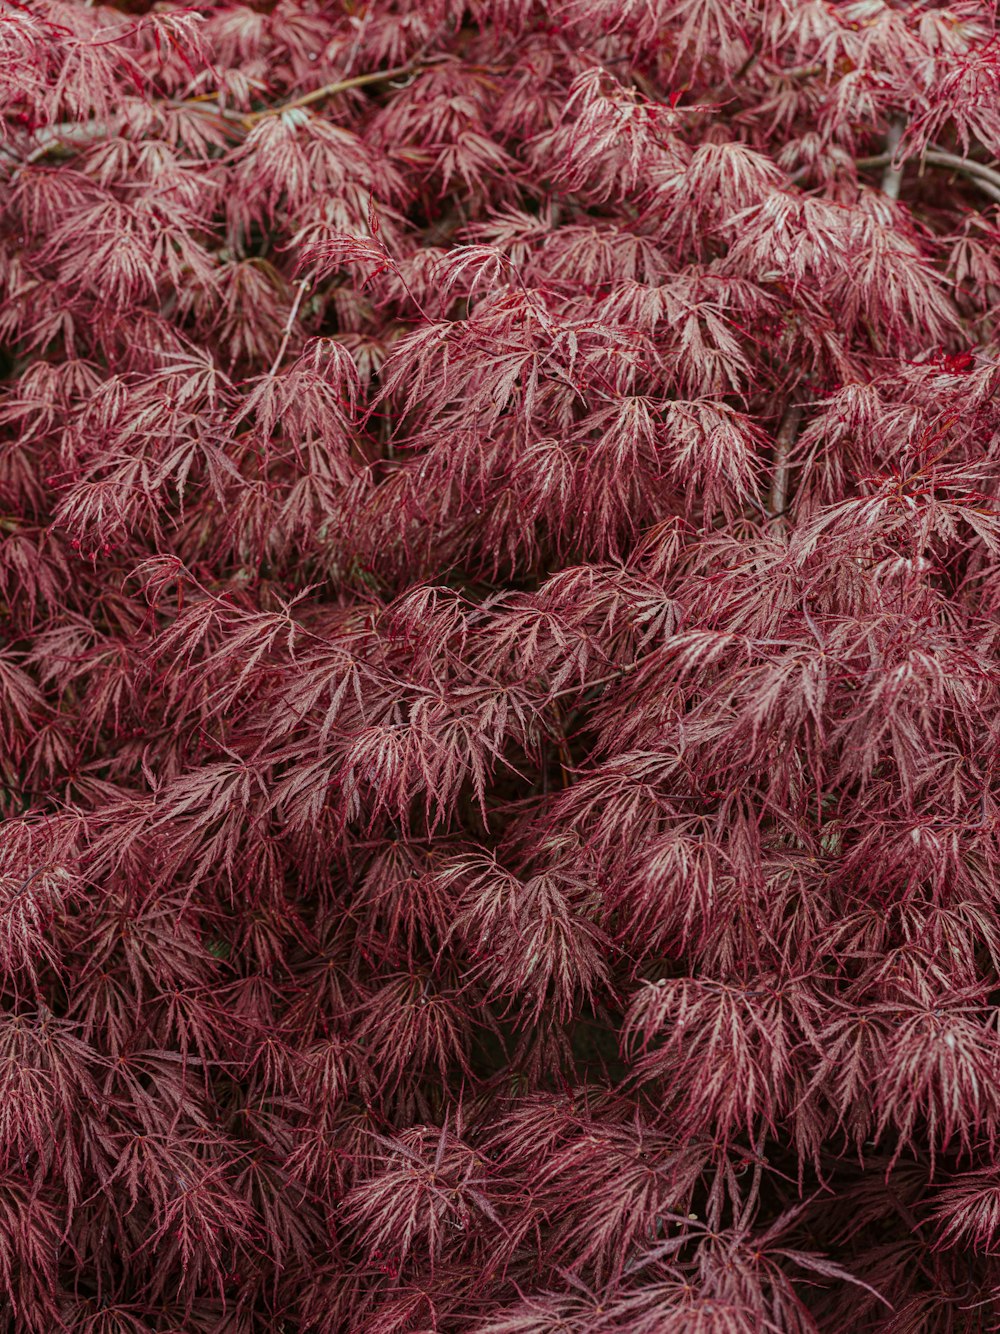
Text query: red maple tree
0 0 999 1329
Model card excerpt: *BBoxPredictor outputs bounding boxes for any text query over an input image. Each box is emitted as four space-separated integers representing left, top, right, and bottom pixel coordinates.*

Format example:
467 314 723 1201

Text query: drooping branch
789 143 1000 203
857 145 1000 204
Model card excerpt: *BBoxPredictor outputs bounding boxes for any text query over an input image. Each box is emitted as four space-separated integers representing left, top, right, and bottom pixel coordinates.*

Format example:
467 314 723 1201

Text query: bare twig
881 119 905 200
0 117 126 169
266 275 311 377
855 146 1000 204
921 148 1000 203
242 62 421 125
777 61 825 81
768 403 803 522
1 63 426 169
791 143 1000 204
734 1131 768 1235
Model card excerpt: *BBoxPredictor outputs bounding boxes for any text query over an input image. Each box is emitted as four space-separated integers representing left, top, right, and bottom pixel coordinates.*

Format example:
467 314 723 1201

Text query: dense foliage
2 0 1000 1328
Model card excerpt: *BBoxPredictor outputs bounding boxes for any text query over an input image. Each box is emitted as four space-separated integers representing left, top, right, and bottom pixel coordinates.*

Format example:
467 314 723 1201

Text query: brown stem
855 146 1000 204
881 119 904 200
1 64 426 169
266 276 310 378
549 702 574 789
242 63 421 125
920 148 1000 203
768 404 803 522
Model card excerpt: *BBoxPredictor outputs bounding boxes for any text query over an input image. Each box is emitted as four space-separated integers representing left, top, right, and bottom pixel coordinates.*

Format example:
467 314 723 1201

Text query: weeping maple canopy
1 0 1000 1329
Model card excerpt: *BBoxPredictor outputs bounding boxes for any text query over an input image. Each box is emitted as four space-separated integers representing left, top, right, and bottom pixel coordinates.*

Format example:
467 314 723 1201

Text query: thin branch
548 656 651 703
921 148 1000 203
266 276 311 378
881 119 905 200
0 117 126 169
0 64 426 169
734 1131 769 1235
242 63 422 125
855 146 1000 204
776 61 825 81
767 404 803 522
